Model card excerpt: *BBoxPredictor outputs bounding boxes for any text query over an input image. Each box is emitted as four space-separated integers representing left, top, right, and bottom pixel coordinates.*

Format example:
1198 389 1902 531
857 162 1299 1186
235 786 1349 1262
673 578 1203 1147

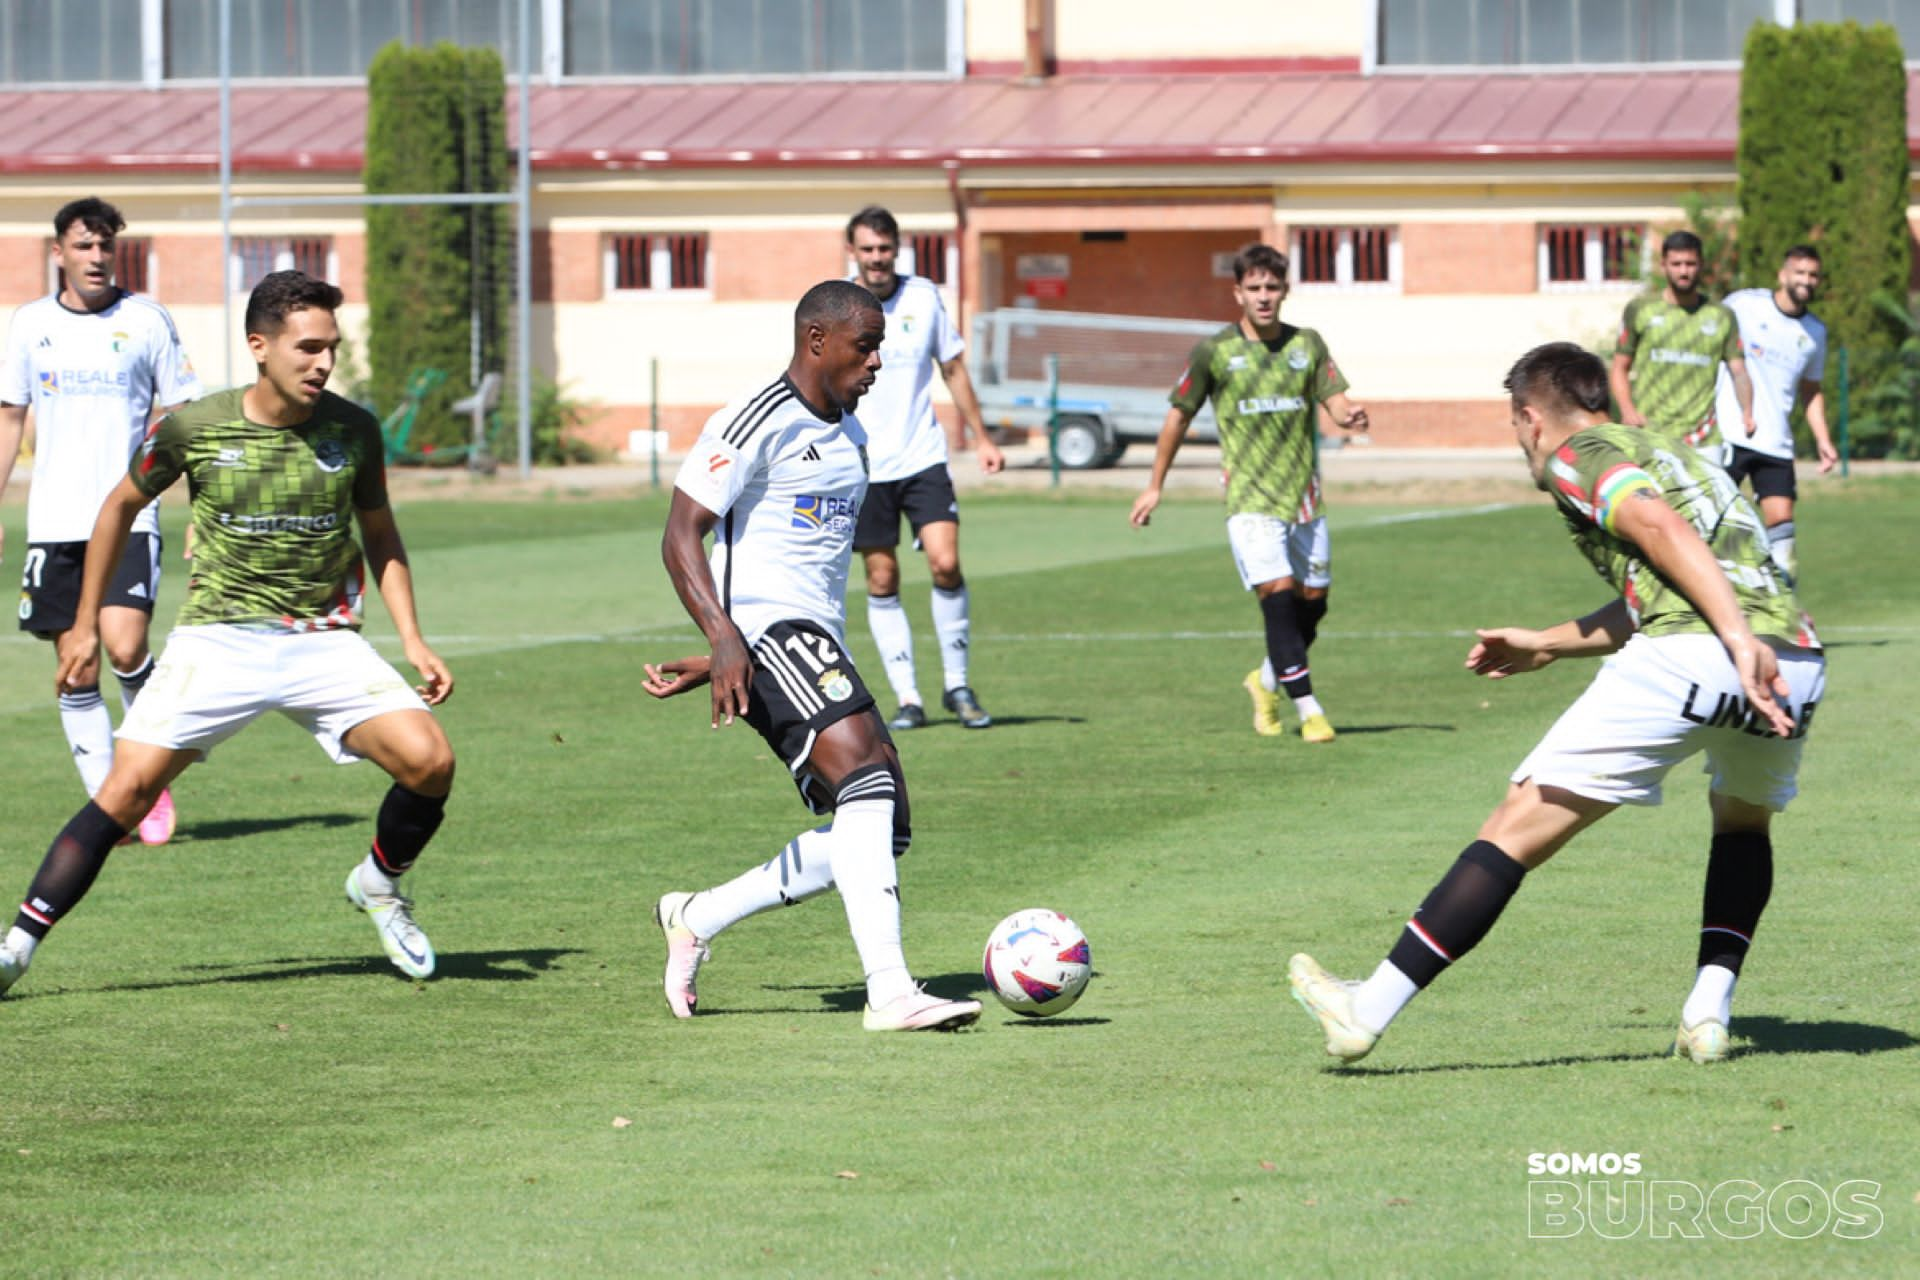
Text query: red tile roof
0 69 1907 174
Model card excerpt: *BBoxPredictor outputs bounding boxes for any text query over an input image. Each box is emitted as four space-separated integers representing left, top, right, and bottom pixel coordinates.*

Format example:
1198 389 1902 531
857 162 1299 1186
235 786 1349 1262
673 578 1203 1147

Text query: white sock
1259 659 1278 693
58 688 115 797
1293 693 1325 720
828 796 914 1008
1766 521 1796 581
682 828 837 939
4 925 38 963
113 655 155 711
1350 959 1419 1034
930 584 971 691
1682 963 1738 1029
867 593 920 706
356 855 399 898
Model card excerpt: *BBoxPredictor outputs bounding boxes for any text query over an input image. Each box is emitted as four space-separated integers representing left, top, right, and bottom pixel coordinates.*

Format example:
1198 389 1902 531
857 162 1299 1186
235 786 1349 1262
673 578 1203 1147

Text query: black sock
1387 840 1528 988
1298 595 1328 649
113 655 156 707
1259 592 1312 700
1699 831 1772 973
13 802 127 939
370 784 449 877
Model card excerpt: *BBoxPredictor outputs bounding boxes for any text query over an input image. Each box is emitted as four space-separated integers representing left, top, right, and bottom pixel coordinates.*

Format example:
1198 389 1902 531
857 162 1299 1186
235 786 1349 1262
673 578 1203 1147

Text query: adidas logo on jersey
802 445 821 462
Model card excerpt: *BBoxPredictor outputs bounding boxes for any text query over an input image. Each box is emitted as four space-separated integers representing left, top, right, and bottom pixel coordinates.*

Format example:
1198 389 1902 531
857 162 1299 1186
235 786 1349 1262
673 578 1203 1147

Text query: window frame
605 231 711 295
227 235 337 295
1537 223 1645 292
1287 225 1401 294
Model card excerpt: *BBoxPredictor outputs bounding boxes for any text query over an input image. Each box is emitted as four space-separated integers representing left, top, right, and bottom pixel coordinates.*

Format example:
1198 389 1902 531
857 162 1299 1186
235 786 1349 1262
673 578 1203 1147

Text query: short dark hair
1784 243 1822 267
795 279 881 333
1505 342 1610 416
53 196 124 242
846 205 900 245
245 270 343 336
1661 230 1703 257
1233 243 1289 284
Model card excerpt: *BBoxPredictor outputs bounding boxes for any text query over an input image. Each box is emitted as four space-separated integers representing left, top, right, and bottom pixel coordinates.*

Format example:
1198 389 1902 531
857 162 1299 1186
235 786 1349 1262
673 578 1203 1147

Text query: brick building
0 0 1913 451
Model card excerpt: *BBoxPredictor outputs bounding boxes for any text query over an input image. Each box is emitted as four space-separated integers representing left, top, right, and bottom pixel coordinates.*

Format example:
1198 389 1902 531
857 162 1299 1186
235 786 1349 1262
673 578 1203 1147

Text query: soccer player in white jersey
645 279 982 1032
1714 245 1837 581
0 198 202 845
845 206 1005 731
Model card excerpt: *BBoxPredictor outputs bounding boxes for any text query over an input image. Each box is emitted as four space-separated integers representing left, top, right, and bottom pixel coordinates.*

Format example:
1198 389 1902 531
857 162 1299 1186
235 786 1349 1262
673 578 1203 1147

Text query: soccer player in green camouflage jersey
1611 230 1757 466
1290 343 1824 1067
0 272 457 998
1130 243 1368 744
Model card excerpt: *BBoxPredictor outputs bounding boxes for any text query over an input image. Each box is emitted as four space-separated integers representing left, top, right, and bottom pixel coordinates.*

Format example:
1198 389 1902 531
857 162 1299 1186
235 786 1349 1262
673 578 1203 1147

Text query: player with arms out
1130 242 1368 744
645 280 981 1033
1715 244 1837 582
1610 230 1757 467
0 197 203 845
0 271 456 997
846 205 1004 731
1289 343 1824 1066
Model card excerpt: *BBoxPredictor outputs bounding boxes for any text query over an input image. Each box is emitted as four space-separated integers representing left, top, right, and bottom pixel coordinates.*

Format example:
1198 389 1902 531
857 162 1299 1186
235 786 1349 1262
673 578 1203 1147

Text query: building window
50 237 154 297
231 237 334 292
905 232 950 285
566 0 953 76
1290 226 1399 290
1379 0 1776 66
0 0 142 83
167 0 537 80
1540 224 1641 289
609 233 709 292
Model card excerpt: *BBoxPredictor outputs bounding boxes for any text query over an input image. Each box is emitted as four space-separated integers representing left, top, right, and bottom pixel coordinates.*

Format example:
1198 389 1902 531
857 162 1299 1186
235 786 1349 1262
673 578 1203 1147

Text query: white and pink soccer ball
982 909 1092 1017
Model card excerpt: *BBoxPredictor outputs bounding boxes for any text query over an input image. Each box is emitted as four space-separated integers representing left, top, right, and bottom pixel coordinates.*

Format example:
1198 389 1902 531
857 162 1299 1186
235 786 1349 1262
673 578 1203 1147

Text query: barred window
1290 226 1399 290
232 237 334 292
905 232 950 285
609 233 709 292
1540 224 1641 288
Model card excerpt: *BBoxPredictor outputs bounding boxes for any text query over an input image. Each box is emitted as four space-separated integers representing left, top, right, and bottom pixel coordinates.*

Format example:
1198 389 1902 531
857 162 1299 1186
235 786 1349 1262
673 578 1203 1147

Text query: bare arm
1465 597 1637 679
1799 380 1837 473
937 354 1004 475
660 488 752 727
0 403 25 562
1609 353 1644 426
55 476 151 694
356 502 452 705
1321 390 1369 435
1727 356 1757 437
1129 405 1195 527
1612 490 1792 735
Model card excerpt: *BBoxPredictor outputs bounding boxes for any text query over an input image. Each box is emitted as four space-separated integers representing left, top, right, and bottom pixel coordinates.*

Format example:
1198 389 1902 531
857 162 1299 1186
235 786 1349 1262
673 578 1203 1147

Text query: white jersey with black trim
673 374 869 647
1715 287 1826 462
1 290 202 541
850 273 964 483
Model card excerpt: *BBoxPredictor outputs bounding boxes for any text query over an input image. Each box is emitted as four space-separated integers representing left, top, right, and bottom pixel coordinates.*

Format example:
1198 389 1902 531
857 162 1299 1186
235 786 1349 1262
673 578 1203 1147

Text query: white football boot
653 891 710 1018
1288 953 1379 1063
346 868 436 979
863 986 982 1032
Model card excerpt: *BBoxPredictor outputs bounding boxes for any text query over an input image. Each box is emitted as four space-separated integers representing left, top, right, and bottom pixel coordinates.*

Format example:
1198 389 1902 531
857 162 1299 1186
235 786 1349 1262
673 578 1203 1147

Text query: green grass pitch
0 476 1913 1276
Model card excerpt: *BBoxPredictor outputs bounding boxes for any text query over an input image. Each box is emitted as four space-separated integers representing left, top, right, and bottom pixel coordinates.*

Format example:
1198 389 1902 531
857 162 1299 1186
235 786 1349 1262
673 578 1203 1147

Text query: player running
0 271 456 997
1289 343 1823 1066
0 197 202 844
846 205 1004 731
1130 242 1368 744
645 279 981 1032
1714 245 1837 582
1610 230 1757 467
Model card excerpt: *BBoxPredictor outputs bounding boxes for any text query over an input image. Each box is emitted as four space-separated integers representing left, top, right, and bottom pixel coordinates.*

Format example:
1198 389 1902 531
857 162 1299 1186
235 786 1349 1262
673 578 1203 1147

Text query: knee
865 559 901 598
102 638 149 674
929 561 963 591
398 742 457 797
1299 585 1328 602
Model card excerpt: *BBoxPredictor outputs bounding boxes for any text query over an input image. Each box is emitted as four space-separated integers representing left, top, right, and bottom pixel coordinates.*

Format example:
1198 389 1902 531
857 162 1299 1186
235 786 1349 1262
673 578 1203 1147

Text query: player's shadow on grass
1335 1048 1672 1075
752 969 991 1015
924 715 1086 729
1333 723 1456 736
175 811 362 843
17 948 581 999
1735 1016 1916 1057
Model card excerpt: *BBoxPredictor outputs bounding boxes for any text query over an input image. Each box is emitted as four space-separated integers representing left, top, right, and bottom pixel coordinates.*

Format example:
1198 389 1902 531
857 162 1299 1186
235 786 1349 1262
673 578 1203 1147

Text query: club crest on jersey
18 592 31 621
792 494 857 535
312 437 348 473
1228 355 1249 371
112 331 130 353
1701 318 1720 336
1287 348 1310 371
211 446 246 468
817 667 854 702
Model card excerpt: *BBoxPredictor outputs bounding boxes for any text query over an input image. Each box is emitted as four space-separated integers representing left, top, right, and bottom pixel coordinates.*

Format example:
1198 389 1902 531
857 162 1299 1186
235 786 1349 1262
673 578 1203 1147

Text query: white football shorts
1226 513 1330 591
117 624 429 764
1513 632 1826 811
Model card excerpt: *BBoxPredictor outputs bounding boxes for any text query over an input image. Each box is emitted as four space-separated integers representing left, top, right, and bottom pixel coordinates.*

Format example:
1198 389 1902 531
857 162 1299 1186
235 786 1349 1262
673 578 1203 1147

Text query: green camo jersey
1170 322 1348 520
129 387 386 630
1615 294 1741 452
1545 423 1815 647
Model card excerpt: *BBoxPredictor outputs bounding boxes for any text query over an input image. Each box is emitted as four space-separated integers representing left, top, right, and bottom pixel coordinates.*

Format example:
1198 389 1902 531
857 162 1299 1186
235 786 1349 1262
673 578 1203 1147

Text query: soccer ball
982 909 1091 1017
